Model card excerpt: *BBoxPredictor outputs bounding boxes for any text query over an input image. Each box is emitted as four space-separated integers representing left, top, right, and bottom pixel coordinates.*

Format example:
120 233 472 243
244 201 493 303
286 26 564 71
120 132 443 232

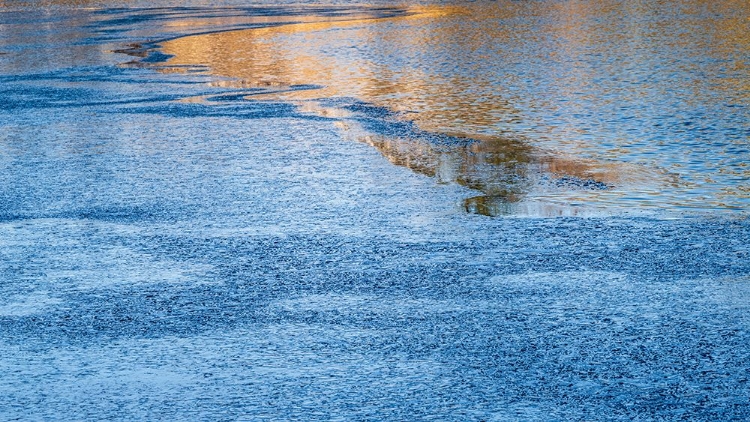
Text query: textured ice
1 1 749 421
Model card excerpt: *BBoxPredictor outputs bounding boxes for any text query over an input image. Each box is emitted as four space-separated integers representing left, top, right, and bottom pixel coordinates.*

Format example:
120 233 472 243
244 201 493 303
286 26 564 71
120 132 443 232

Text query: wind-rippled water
1 1 749 420
156 0 750 215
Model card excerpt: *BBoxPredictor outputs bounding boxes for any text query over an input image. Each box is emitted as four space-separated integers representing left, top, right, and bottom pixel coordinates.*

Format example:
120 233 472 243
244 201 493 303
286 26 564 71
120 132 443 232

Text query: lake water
4 0 746 215
1 1 749 420
157 0 749 215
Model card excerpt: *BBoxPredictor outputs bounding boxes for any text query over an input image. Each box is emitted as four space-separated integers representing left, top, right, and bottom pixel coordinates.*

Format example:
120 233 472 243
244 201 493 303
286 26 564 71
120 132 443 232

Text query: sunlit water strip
153 1 749 216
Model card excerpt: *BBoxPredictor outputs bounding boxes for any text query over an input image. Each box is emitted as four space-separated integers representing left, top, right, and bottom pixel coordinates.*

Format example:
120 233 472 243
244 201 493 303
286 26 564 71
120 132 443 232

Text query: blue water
1 1 749 420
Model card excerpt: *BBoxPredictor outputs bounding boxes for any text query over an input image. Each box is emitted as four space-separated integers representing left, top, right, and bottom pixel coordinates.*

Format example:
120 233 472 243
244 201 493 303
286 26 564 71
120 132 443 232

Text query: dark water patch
0 214 29 224
65 205 181 224
0 84 186 110
326 98 472 146
201 84 325 103
203 91 274 102
551 175 612 190
341 99 397 120
116 100 318 120
119 61 210 74
289 84 324 90
0 66 206 85
139 50 173 64
0 205 183 225
111 42 157 59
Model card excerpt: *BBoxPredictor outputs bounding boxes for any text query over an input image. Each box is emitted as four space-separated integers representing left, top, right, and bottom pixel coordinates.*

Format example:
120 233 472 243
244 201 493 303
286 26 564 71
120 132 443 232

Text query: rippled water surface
1 1 749 420
158 0 750 214
3 0 748 214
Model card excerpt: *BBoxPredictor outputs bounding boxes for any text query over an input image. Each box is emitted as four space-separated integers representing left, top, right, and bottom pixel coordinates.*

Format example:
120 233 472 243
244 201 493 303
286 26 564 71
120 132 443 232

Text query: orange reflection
158 6 650 215
156 1 747 214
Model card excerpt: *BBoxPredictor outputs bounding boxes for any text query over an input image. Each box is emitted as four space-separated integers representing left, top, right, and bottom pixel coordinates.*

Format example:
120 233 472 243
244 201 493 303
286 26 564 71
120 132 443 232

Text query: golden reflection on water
159 6 637 216
160 7 457 97
159 1 748 215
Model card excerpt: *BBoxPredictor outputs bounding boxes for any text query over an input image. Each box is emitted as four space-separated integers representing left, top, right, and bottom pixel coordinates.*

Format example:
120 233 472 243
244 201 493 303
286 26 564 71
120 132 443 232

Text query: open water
0 0 749 420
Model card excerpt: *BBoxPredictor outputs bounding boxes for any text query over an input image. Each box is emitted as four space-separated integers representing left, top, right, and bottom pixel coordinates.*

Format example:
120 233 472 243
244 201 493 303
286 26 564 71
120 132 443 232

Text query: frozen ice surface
1 2 749 421
1 213 749 420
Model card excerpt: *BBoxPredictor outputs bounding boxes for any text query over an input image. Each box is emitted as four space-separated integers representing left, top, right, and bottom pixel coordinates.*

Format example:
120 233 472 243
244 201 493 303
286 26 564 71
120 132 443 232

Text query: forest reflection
354 130 634 216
